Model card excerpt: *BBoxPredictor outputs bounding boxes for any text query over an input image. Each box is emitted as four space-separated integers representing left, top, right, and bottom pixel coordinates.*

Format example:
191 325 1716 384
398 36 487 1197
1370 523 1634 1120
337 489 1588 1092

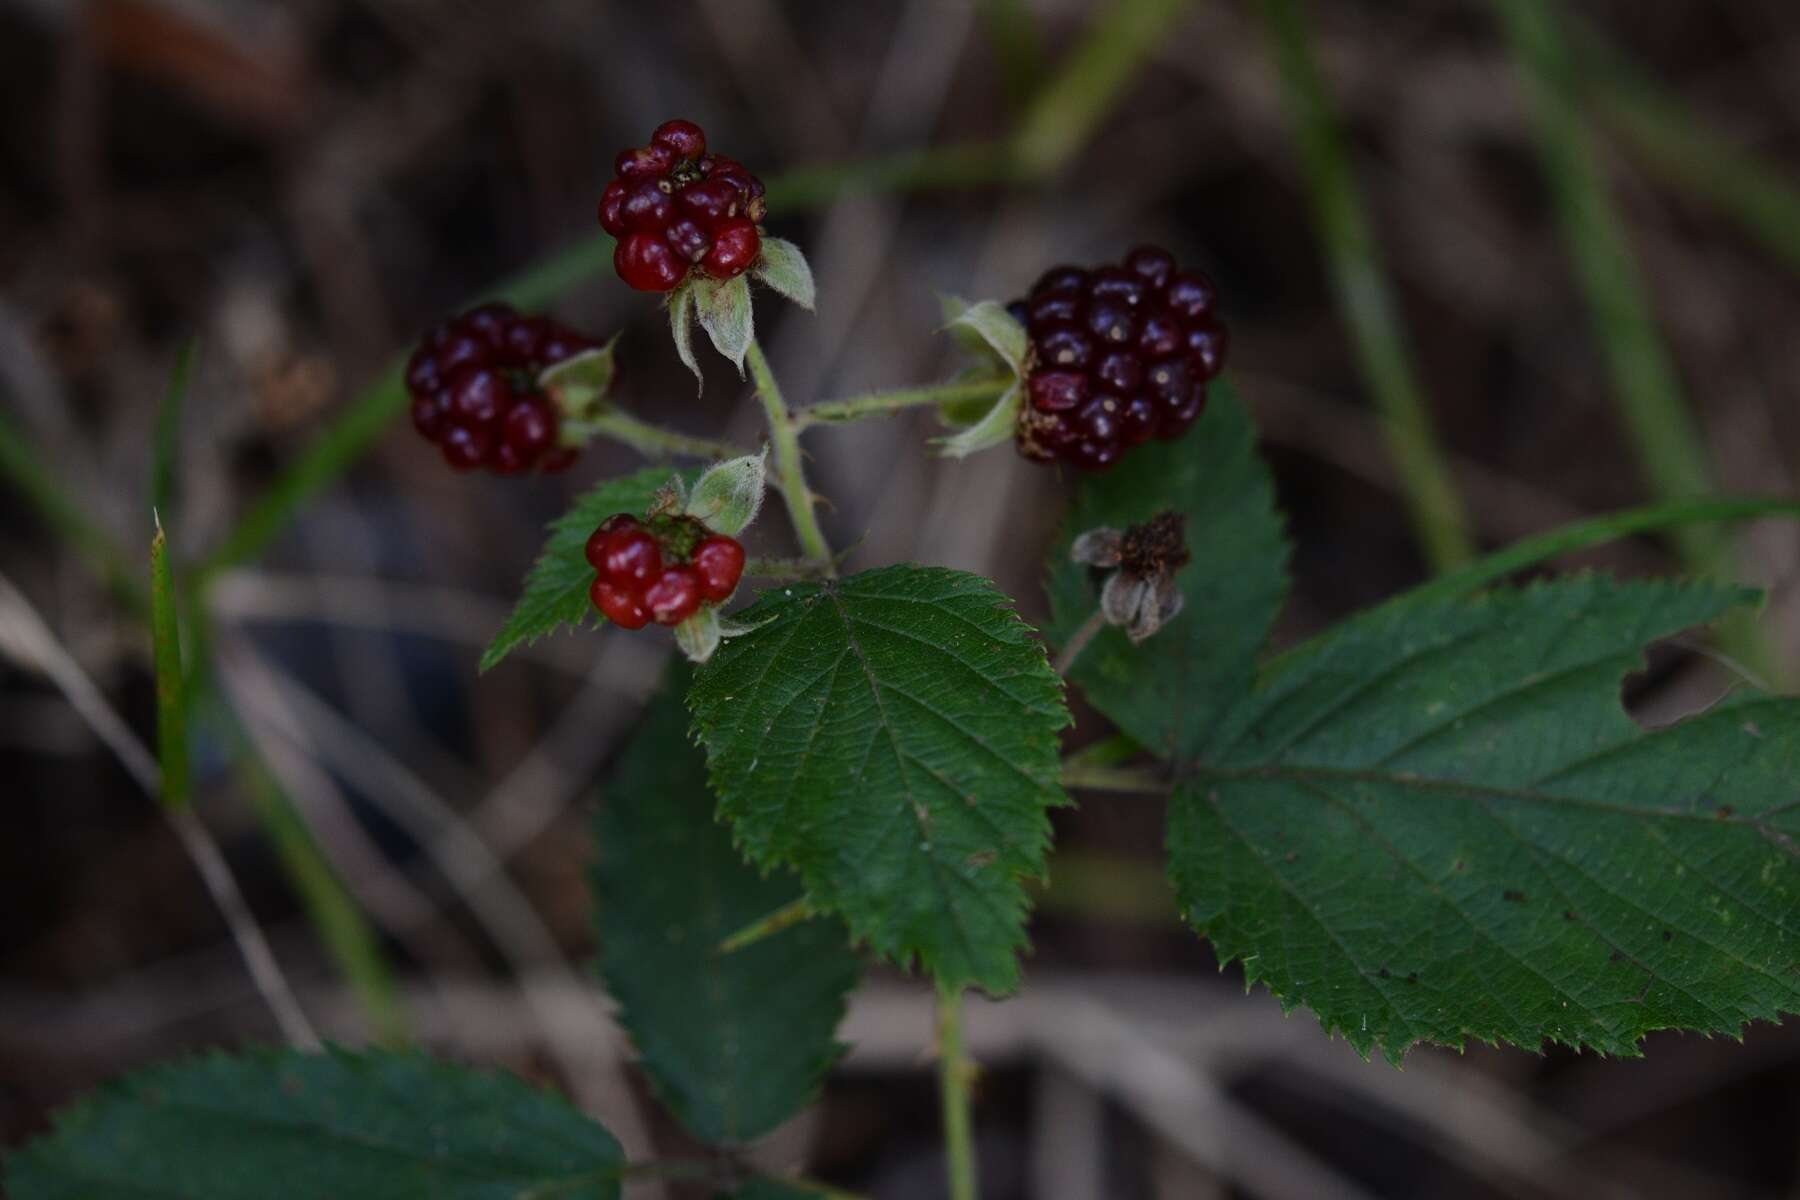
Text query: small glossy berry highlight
403 303 603 476
1012 245 1229 469
585 512 746 631
598 119 767 292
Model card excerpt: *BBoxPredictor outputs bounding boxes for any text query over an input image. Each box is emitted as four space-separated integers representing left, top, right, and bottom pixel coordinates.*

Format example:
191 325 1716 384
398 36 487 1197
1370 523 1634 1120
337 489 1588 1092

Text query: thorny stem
796 377 1012 429
937 981 979 1200
561 410 748 462
1052 607 1107 676
746 339 835 571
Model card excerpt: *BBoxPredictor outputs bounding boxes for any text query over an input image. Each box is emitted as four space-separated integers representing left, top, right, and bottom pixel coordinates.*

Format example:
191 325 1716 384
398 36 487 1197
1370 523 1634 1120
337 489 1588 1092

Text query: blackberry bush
13 89 1799 1200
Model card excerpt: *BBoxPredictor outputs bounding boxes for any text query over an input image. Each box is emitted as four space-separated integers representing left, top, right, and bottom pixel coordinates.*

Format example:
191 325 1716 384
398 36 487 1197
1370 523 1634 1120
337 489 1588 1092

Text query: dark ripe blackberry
403 304 605 476
598 120 767 292
1013 245 1229 469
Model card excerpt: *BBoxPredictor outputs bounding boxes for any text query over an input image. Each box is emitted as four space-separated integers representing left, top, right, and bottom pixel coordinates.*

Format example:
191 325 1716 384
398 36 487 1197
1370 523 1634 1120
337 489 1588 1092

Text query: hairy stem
747 339 834 569
717 896 815 954
797 377 1012 428
562 410 748 461
1060 762 1169 795
937 982 979 1200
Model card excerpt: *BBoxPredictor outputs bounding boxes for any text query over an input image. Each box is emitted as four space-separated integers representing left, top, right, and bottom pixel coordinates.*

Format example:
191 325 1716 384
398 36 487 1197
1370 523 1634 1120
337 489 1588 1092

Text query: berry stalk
746 339 834 570
936 982 979 1200
796 377 1013 428
561 410 749 462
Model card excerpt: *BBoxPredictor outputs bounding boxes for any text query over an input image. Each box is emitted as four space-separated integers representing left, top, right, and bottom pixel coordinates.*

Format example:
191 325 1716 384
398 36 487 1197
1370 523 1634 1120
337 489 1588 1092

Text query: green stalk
1011 0 1197 176
561 409 748 461
797 377 1012 428
936 982 979 1200
746 340 833 568
717 896 815 955
1061 761 1167 795
1258 0 1475 570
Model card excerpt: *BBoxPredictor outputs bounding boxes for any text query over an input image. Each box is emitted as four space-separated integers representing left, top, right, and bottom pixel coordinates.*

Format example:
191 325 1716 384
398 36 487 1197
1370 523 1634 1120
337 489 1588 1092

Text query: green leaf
1045 386 1289 759
4 1046 625 1199
685 451 767 536
1173 576 1800 1063
539 338 620 420
931 381 1021 460
481 466 692 672
594 673 860 1145
671 284 703 393
696 274 754 376
689 565 1070 993
752 237 816 310
941 296 1027 373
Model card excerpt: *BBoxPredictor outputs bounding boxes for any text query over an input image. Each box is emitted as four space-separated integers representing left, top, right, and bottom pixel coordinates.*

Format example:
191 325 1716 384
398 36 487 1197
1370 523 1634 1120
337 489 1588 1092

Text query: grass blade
150 516 189 812
234 741 408 1042
1257 0 1475 570
1487 0 1713 562
1011 0 1196 175
1577 25 1800 279
1409 495 1800 606
0 407 144 613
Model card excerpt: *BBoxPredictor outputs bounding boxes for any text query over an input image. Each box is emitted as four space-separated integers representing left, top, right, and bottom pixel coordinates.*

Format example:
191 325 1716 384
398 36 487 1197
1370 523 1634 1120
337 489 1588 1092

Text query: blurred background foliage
2 1 1798 1196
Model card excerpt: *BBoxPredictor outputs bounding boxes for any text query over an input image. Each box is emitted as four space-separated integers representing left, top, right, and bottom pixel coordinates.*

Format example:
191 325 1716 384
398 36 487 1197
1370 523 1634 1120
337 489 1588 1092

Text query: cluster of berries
405 303 599 474
1008 246 1229 470
584 513 746 629
598 119 768 293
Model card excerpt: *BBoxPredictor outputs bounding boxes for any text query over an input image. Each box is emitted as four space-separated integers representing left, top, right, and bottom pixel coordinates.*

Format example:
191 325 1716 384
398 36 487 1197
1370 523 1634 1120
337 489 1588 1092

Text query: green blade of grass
1408 494 1800 606
0 407 144 613
233 738 408 1042
1011 0 1197 176
979 0 1048 114
152 340 197 520
1257 0 1475 570
1576 25 1800 279
150 516 189 812
1487 0 1713 562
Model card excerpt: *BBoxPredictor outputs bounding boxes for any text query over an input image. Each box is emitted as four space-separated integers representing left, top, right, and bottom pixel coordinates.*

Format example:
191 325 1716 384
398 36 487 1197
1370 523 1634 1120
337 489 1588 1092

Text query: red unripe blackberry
599 120 769 291
591 579 650 630
692 535 746 601
601 527 663 589
402 303 605 476
645 566 703 626
1012 245 1229 469
584 512 746 631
